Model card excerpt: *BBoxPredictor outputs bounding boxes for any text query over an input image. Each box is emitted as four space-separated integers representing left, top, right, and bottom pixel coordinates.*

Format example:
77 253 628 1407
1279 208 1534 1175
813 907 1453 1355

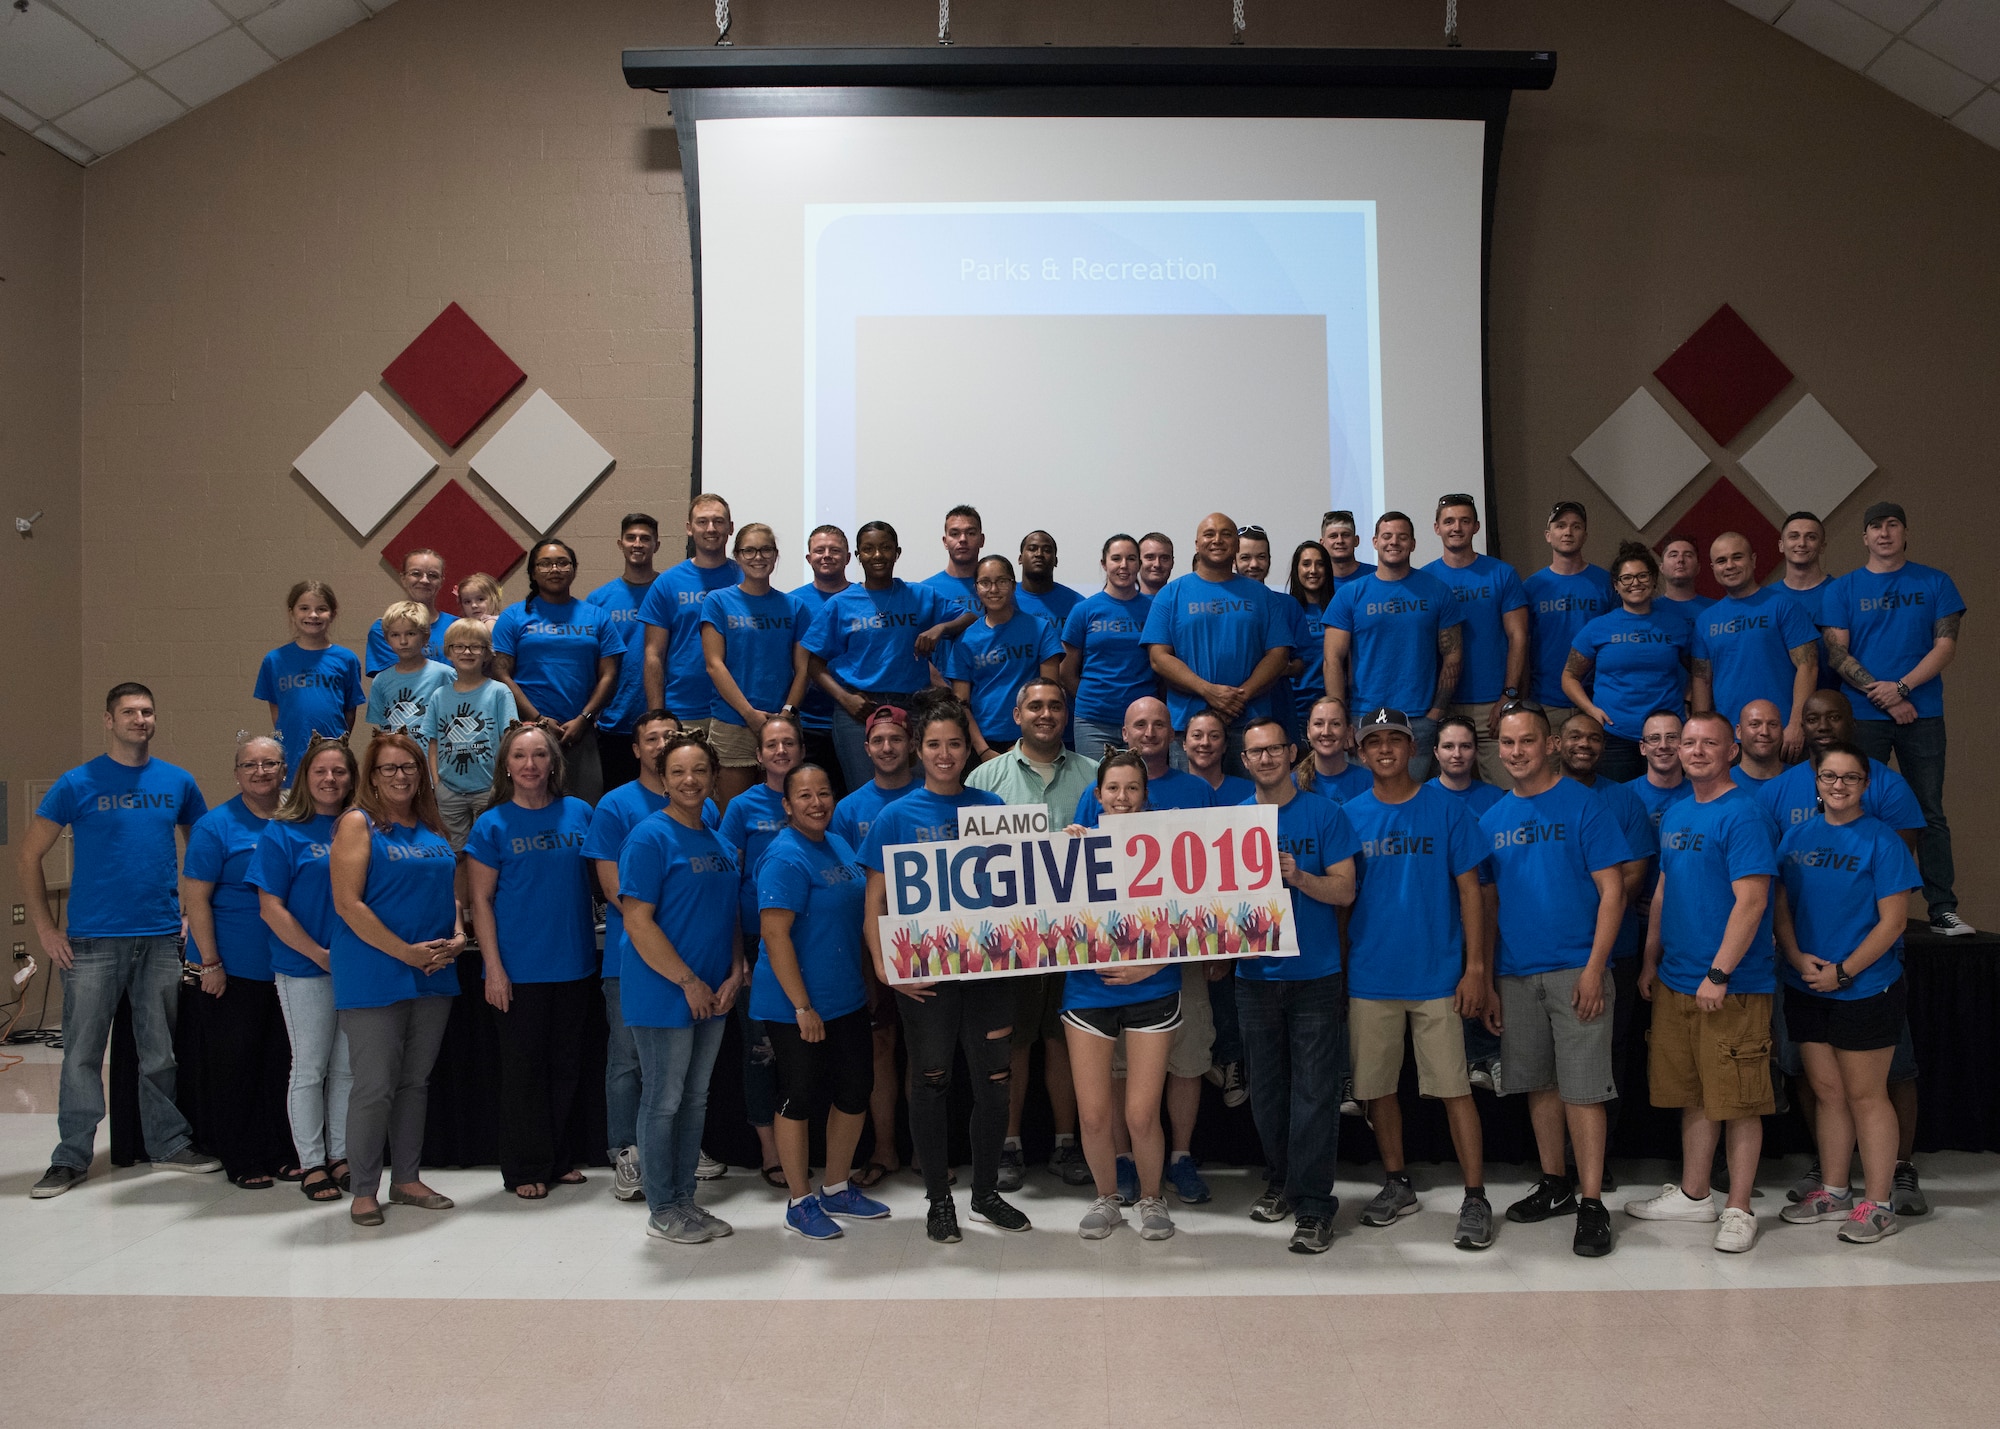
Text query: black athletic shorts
766 1007 873 1119
1060 990 1182 1040
1783 976 1906 1054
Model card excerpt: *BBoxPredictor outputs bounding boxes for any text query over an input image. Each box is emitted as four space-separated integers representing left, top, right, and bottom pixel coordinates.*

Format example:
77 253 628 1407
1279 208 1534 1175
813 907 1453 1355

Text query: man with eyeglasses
364 548 449 676
1319 511 1377 587
1231 717 1360 1254
1424 494 1529 788
586 513 663 792
23 683 221 1198
639 493 742 725
1523 501 1614 728
1324 513 1465 781
1691 531 1817 759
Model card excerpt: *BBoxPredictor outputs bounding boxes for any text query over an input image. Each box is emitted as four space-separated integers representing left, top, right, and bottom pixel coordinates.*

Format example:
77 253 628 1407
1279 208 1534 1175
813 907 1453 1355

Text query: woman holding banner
859 693 1029 1246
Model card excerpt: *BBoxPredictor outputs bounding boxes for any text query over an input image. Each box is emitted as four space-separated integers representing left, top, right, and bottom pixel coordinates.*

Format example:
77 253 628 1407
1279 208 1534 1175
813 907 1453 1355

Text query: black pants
1606 956 1644 1146
494 977 595 1189
900 979 1013 1202
767 1008 873 1120
597 729 642 794
800 729 848 799
1597 734 1645 784
199 976 296 1182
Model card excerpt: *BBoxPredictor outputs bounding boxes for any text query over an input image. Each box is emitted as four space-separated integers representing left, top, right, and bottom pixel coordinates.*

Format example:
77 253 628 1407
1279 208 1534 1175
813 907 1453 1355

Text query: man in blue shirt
585 513 661 792
21 683 222 1197
1691 532 1817 754
1629 711 1782 1253
1318 510 1377 587
1657 536 1713 619
1731 699 1789 787
789 524 854 796
1819 502 1971 936
639 492 742 721
922 504 986 616
1522 501 1615 725
1013 530 1085 634
1425 495 1529 788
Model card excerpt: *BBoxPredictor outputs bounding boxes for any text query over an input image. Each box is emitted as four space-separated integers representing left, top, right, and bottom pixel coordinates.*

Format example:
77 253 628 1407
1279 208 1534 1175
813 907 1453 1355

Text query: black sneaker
1892 1161 1929 1217
1288 1215 1336 1254
925 1198 962 1244
1573 1197 1613 1257
1506 1174 1578 1223
1048 1141 1094 1187
969 1191 1031 1232
1930 911 1976 937
30 1165 85 1199
996 1141 1026 1193
1249 1186 1294 1223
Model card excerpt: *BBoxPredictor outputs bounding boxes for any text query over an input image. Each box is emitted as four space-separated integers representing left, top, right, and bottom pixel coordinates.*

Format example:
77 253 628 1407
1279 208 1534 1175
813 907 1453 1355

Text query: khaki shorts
436 783 483 852
1647 983 1775 1122
1112 968 1215 1079
705 718 759 768
1349 995 1471 1101
1011 972 1066 1048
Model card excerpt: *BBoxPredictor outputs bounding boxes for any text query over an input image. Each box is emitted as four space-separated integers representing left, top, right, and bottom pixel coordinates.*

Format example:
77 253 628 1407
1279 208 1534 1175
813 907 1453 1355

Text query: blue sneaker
1163 1154 1211 1205
1115 1155 1140 1206
818 1183 891 1220
784 1196 843 1240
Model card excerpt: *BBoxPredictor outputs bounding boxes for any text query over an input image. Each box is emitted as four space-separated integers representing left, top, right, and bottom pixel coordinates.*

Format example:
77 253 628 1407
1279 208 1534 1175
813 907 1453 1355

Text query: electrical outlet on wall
11 943 24 959
10 904 23 924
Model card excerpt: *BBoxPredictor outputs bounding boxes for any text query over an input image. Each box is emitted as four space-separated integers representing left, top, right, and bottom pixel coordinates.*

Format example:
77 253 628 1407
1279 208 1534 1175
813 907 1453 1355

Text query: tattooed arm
1429 625 1464 719
1560 650 1604 726
1782 641 1817 759
1689 657 1714 715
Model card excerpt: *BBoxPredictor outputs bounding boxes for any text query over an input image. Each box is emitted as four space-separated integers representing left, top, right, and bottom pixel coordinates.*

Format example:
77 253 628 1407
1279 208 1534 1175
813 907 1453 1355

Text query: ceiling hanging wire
938 0 952 45
1446 0 1461 48
1230 0 1246 46
714 0 732 47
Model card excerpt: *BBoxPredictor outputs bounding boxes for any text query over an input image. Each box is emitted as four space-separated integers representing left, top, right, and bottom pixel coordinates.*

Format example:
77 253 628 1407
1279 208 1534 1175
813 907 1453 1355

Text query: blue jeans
631 1018 727 1216
1850 716 1955 915
55 935 192 1171
1236 971 1348 1221
829 689 918 794
1074 719 1124 764
602 977 641 1154
1406 713 1441 783
274 971 350 1167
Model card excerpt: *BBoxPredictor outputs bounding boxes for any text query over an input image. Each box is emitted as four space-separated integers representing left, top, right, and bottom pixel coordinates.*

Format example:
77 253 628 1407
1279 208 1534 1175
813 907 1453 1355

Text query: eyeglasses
445 643 485 654
236 759 284 772
1242 744 1291 761
532 558 575 571
375 762 420 777
736 546 777 558
1816 771 1866 788
1321 510 1355 527
1236 525 1268 542
1639 733 1680 746
1615 572 1655 587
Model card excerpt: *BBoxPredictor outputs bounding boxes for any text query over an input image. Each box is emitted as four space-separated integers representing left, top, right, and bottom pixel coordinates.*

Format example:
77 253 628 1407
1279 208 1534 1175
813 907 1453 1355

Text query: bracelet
200 961 222 972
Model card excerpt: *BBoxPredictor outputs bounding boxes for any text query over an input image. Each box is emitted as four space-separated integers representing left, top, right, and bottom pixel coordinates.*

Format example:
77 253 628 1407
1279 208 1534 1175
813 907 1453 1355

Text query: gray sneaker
1048 1141 1093 1186
1079 1194 1124 1240
695 1149 726 1181
30 1165 85 1199
1838 1200 1901 1244
1135 1195 1175 1241
1781 1188 1853 1225
1786 1159 1822 1204
1249 1186 1294 1223
688 1203 733 1238
645 1205 710 1244
152 1147 222 1174
612 1147 644 1202
1892 1161 1929 1217
1453 1195 1495 1250
1361 1178 1419 1227
997 1141 1026 1193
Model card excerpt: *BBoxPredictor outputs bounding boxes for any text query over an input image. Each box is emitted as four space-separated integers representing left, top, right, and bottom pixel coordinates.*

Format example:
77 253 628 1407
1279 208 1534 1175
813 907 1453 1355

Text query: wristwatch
1894 681 1911 700
1705 966 1731 986
1834 963 1854 991
1503 686 1521 700
795 1004 815 1017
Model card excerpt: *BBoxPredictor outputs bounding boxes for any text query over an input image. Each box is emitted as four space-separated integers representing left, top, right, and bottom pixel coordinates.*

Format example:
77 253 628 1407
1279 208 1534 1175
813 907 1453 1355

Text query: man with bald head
1731 699 1788 787
1691 531 1817 759
1142 513 1294 770
1071 696 1219 824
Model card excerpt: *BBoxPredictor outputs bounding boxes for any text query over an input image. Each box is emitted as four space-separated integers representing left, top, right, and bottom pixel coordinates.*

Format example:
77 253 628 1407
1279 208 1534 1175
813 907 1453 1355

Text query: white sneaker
695 1149 726 1181
612 1146 644 1201
1135 1195 1175 1241
1714 1206 1757 1253
1930 911 1977 937
1078 1194 1125 1240
1624 1183 1719 1222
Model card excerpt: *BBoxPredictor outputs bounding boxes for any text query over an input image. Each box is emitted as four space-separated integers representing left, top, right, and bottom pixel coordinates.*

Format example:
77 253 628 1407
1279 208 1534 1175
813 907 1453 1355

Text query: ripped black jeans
899 978 1014 1203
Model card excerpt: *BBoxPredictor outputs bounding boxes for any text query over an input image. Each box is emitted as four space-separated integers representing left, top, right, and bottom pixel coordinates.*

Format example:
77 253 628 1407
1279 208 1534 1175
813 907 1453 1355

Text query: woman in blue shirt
757 762 890 1239
254 580 364 781
1772 743 1921 1244
1060 534 1156 762
1564 542 1692 783
184 734 294 1189
944 555 1064 759
329 732 465 1226
467 723 598 1200
491 540 624 804
618 731 747 1244
1286 542 1338 732
701 523 812 802
251 733 357 1202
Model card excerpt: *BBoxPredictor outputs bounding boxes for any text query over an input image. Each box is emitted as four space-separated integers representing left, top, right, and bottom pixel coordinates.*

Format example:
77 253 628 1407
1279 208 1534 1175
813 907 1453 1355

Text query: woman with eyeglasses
251 733 358 1201
1773 742 1921 1244
701 523 812 805
329 732 465 1226
943 554 1064 761
183 734 296 1189
1060 534 1158 763
492 539 624 804
1562 541 1693 783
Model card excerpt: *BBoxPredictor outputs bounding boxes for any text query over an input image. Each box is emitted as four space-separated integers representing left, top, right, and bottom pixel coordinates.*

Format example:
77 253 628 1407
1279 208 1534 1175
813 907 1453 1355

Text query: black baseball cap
1357 708 1414 741
1863 501 1906 529
1548 500 1588 523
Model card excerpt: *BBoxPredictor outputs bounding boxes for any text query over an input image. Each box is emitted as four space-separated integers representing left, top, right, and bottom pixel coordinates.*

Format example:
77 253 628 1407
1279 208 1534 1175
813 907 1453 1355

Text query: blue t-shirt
1821 561 1966 721
1660 593 1714 620
1523 565 1615 706
1431 777 1506 820
1656 788 1782 996
1782 577 1843 691
1755 757 1923 837
617 814 741 1028
328 816 459 1010
423 679 518 797
803 579 951 694
1692 586 1818 726
1570 606 1691 737
254 643 364 778
700 585 808 725
37 756 207 938
719 783 789 941
182 795 274 980
1422 555 1530 704
1140 573 1288 729
491 597 624 725
1072 767 1215 827
1587 776 1656 959
1342 782 1486 1000
857 786 1005 871
584 780 667 976
365 618 447 677
365 660 456 740
1777 814 1919 1001
922 569 982 618
1234 789 1361 983
1015 583 1085 635
1061 798 1181 1010
584 575 657 735
750 829 868 1023
1305 761 1375 805
636 558 745 720
1326 569 1465 716
1207 773 1255 806
464 797 597 984
1062 590 1157 727
248 813 339 979
830 778 919 851
1288 598 1333 722
1628 774 1694 834
1730 767 1777 793
1479 778 1633 977
787 581 848 731
941 609 1064 743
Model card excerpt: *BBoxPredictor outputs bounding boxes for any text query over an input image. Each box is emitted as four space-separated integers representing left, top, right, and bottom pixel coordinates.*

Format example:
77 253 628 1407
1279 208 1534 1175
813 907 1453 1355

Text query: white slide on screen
695 115 1488 584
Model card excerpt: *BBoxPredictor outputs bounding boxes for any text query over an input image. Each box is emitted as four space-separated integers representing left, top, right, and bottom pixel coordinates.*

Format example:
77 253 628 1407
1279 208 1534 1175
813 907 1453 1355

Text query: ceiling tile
1909 0 2000 83
1952 87 2000 146
32 123 95 164
211 0 274 16
1726 0 1792 21
1570 388 1713 530
50 75 183 155
151 25 276 108
1834 0 1936 30
0 3 133 119
1777 0 1894 72
1867 40 1987 115
243 0 367 61
0 92 41 131
46 0 230 70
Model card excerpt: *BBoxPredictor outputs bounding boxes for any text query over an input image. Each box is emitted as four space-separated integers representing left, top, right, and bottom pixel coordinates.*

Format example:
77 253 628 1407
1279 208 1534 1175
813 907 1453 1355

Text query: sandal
230 1172 276 1190
760 1164 787 1189
329 1159 351 1192
277 1164 308 1183
854 1161 892 1190
301 1167 343 1202
514 1183 548 1200
557 1170 586 1185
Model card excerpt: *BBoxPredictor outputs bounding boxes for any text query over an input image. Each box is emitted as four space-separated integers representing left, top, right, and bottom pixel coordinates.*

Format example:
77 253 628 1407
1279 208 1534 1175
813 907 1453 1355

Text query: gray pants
339 997 453 1199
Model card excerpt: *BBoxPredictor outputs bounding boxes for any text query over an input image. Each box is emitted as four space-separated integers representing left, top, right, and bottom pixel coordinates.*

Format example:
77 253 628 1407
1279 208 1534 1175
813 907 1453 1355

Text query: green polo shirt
967 744 1099 829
